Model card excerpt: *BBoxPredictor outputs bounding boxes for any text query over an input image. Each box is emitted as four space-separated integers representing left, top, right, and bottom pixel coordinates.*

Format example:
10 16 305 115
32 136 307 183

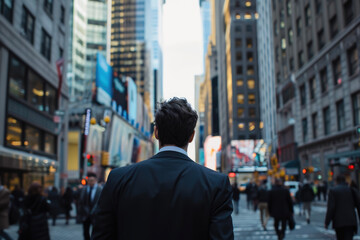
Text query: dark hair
28 182 42 196
336 175 346 184
87 172 97 178
155 97 198 148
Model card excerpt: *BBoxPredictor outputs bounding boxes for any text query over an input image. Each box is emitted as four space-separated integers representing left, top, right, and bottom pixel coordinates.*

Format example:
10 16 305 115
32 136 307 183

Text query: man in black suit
92 97 234 240
268 178 294 240
325 175 360 240
78 172 102 240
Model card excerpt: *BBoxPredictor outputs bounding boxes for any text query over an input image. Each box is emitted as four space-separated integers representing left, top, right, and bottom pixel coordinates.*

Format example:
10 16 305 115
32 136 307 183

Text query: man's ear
154 126 159 140
188 130 195 143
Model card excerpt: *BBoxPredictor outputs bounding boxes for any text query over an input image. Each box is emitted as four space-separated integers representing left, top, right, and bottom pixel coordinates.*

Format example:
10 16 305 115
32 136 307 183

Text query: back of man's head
336 175 346 184
155 97 198 148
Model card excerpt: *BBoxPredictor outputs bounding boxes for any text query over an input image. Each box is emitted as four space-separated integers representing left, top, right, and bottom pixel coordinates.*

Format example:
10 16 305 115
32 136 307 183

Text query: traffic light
228 172 236 178
302 168 307 174
348 164 355 171
81 179 86 185
87 154 94 167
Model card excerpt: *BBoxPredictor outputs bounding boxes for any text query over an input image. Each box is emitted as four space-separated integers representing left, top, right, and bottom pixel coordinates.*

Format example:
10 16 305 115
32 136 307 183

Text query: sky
163 0 204 159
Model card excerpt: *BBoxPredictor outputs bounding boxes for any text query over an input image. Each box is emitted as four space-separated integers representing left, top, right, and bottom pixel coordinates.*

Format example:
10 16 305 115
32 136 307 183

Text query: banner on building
95 53 113 106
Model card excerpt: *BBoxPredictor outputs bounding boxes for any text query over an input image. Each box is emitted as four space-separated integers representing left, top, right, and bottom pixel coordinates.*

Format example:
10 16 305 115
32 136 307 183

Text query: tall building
256 0 277 158
223 0 262 141
272 0 360 181
200 0 211 71
110 0 152 110
0 0 70 189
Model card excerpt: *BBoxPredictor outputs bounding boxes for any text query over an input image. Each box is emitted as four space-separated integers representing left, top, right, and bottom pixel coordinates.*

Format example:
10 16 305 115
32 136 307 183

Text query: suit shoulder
190 162 228 180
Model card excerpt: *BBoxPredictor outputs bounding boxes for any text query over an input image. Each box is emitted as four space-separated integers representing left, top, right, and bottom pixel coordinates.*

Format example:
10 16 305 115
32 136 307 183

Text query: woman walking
62 187 74 224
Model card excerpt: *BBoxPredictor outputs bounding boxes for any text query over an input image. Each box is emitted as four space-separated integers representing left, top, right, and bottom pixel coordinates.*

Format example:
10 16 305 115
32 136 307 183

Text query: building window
25 125 41 151
60 5 65 24
320 67 328 93
318 29 325 50
290 58 294 71
249 108 256 118
235 38 242 47
248 94 255 104
8 56 27 99
59 47 63 58
45 83 56 114
274 21 278 36
6 117 23 147
332 57 341 86
260 122 263 129
302 118 308 142
343 0 354 26
238 122 245 130
309 77 316 100
27 70 44 111
245 1 251 7
244 13 252 19
336 100 345 131
247 66 254 75
236 52 242 61
21 7 35 44
249 122 255 131
323 107 331 135
305 4 311 26
237 79 244 86
237 94 244 104
44 0 53 15
329 15 338 39
288 28 293 46
41 28 52 61
352 92 360 126
300 84 306 106
237 108 244 118
247 52 253 62
307 41 314 59
298 51 304 68
280 9 285 28
286 0 291 15
235 13 241 20
315 0 322 14
45 133 56 154
235 26 241 32
246 25 252 32
237 66 243 75
296 17 301 36
312 113 318 139
246 38 252 48
247 79 255 89
0 0 13 22
347 44 359 76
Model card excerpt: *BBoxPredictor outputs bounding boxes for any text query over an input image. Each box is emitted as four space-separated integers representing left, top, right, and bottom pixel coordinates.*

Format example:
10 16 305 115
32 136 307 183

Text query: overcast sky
163 0 203 159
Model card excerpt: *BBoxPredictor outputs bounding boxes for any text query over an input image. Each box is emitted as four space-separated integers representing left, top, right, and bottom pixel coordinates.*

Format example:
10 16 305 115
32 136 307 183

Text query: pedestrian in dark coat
300 181 315 224
232 182 241 215
48 186 62 226
19 182 50 240
257 181 269 231
268 178 294 240
325 175 360 240
62 187 74 224
322 181 328 201
0 183 12 240
92 97 234 240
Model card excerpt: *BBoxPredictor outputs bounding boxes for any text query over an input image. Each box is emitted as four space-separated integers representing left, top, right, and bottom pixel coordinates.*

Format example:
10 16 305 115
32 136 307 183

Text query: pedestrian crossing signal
348 164 355 171
87 154 94 167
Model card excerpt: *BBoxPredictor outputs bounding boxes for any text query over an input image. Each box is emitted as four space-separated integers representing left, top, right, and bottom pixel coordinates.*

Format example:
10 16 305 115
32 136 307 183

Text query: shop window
247 79 255 89
25 125 41 151
28 70 44 111
6 117 23 147
248 94 255 104
8 56 26 99
21 6 35 44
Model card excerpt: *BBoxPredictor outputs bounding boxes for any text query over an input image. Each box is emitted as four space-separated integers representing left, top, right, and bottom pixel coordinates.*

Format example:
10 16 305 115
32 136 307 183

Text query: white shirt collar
158 146 188 156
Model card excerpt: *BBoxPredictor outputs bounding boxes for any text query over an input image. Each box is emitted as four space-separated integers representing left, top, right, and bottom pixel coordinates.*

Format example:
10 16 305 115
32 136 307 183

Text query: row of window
238 121 263 132
6 116 56 155
235 38 253 49
236 79 255 89
302 92 360 142
236 51 254 63
236 65 255 76
237 107 257 118
237 93 256 105
299 44 359 106
8 55 57 114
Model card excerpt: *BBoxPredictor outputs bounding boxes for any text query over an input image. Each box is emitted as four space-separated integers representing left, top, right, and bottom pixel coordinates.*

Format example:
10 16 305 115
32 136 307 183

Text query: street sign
53 115 61 123
55 110 65 116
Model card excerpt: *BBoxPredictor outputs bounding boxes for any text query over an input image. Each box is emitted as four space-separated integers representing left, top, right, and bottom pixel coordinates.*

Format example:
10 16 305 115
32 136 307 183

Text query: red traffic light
228 172 236 178
81 179 86 185
302 168 307 174
86 154 91 160
348 164 355 170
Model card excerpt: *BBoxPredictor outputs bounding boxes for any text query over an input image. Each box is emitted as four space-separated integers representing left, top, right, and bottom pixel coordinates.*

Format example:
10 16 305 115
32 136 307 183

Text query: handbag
288 215 296 230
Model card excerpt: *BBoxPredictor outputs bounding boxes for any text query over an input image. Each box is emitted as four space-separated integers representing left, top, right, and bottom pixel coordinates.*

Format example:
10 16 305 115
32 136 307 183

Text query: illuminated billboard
127 77 137 126
112 73 127 117
95 53 113 106
204 136 221 171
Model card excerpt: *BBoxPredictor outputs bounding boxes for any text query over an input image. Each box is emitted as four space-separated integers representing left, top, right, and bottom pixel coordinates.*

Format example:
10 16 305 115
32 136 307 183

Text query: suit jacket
92 151 234 240
78 185 102 222
0 186 10 229
325 183 360 230
268 185 293 219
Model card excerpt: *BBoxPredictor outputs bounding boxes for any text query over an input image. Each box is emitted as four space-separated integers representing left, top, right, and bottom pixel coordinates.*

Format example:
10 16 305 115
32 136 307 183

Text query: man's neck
160 144 188 152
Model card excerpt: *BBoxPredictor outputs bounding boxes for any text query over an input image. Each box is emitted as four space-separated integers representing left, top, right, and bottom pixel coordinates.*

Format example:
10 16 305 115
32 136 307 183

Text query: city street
4 198 360 240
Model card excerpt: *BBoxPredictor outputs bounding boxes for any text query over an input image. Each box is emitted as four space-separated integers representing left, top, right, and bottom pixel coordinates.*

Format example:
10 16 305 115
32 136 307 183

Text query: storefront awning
280 159 300 168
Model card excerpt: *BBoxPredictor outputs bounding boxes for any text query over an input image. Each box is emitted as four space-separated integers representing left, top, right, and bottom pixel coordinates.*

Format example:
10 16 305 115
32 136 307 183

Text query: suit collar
151 150 194 162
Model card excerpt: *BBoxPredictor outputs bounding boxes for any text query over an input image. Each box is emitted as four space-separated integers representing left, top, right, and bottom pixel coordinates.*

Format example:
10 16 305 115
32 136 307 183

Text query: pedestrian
295 184 303 216
322 181 328 201
11 185 24 209
316 182 322 201
92 97 234 240
78 172 102 240
19 182 50 240
47 186 62 226
251 182 259 211
0 182 12 240
257 180 269 231
245 181 254 210
232 182 241 215
325 175 360 240
300 180 315 224
268 178 294 240
62 186 74 225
